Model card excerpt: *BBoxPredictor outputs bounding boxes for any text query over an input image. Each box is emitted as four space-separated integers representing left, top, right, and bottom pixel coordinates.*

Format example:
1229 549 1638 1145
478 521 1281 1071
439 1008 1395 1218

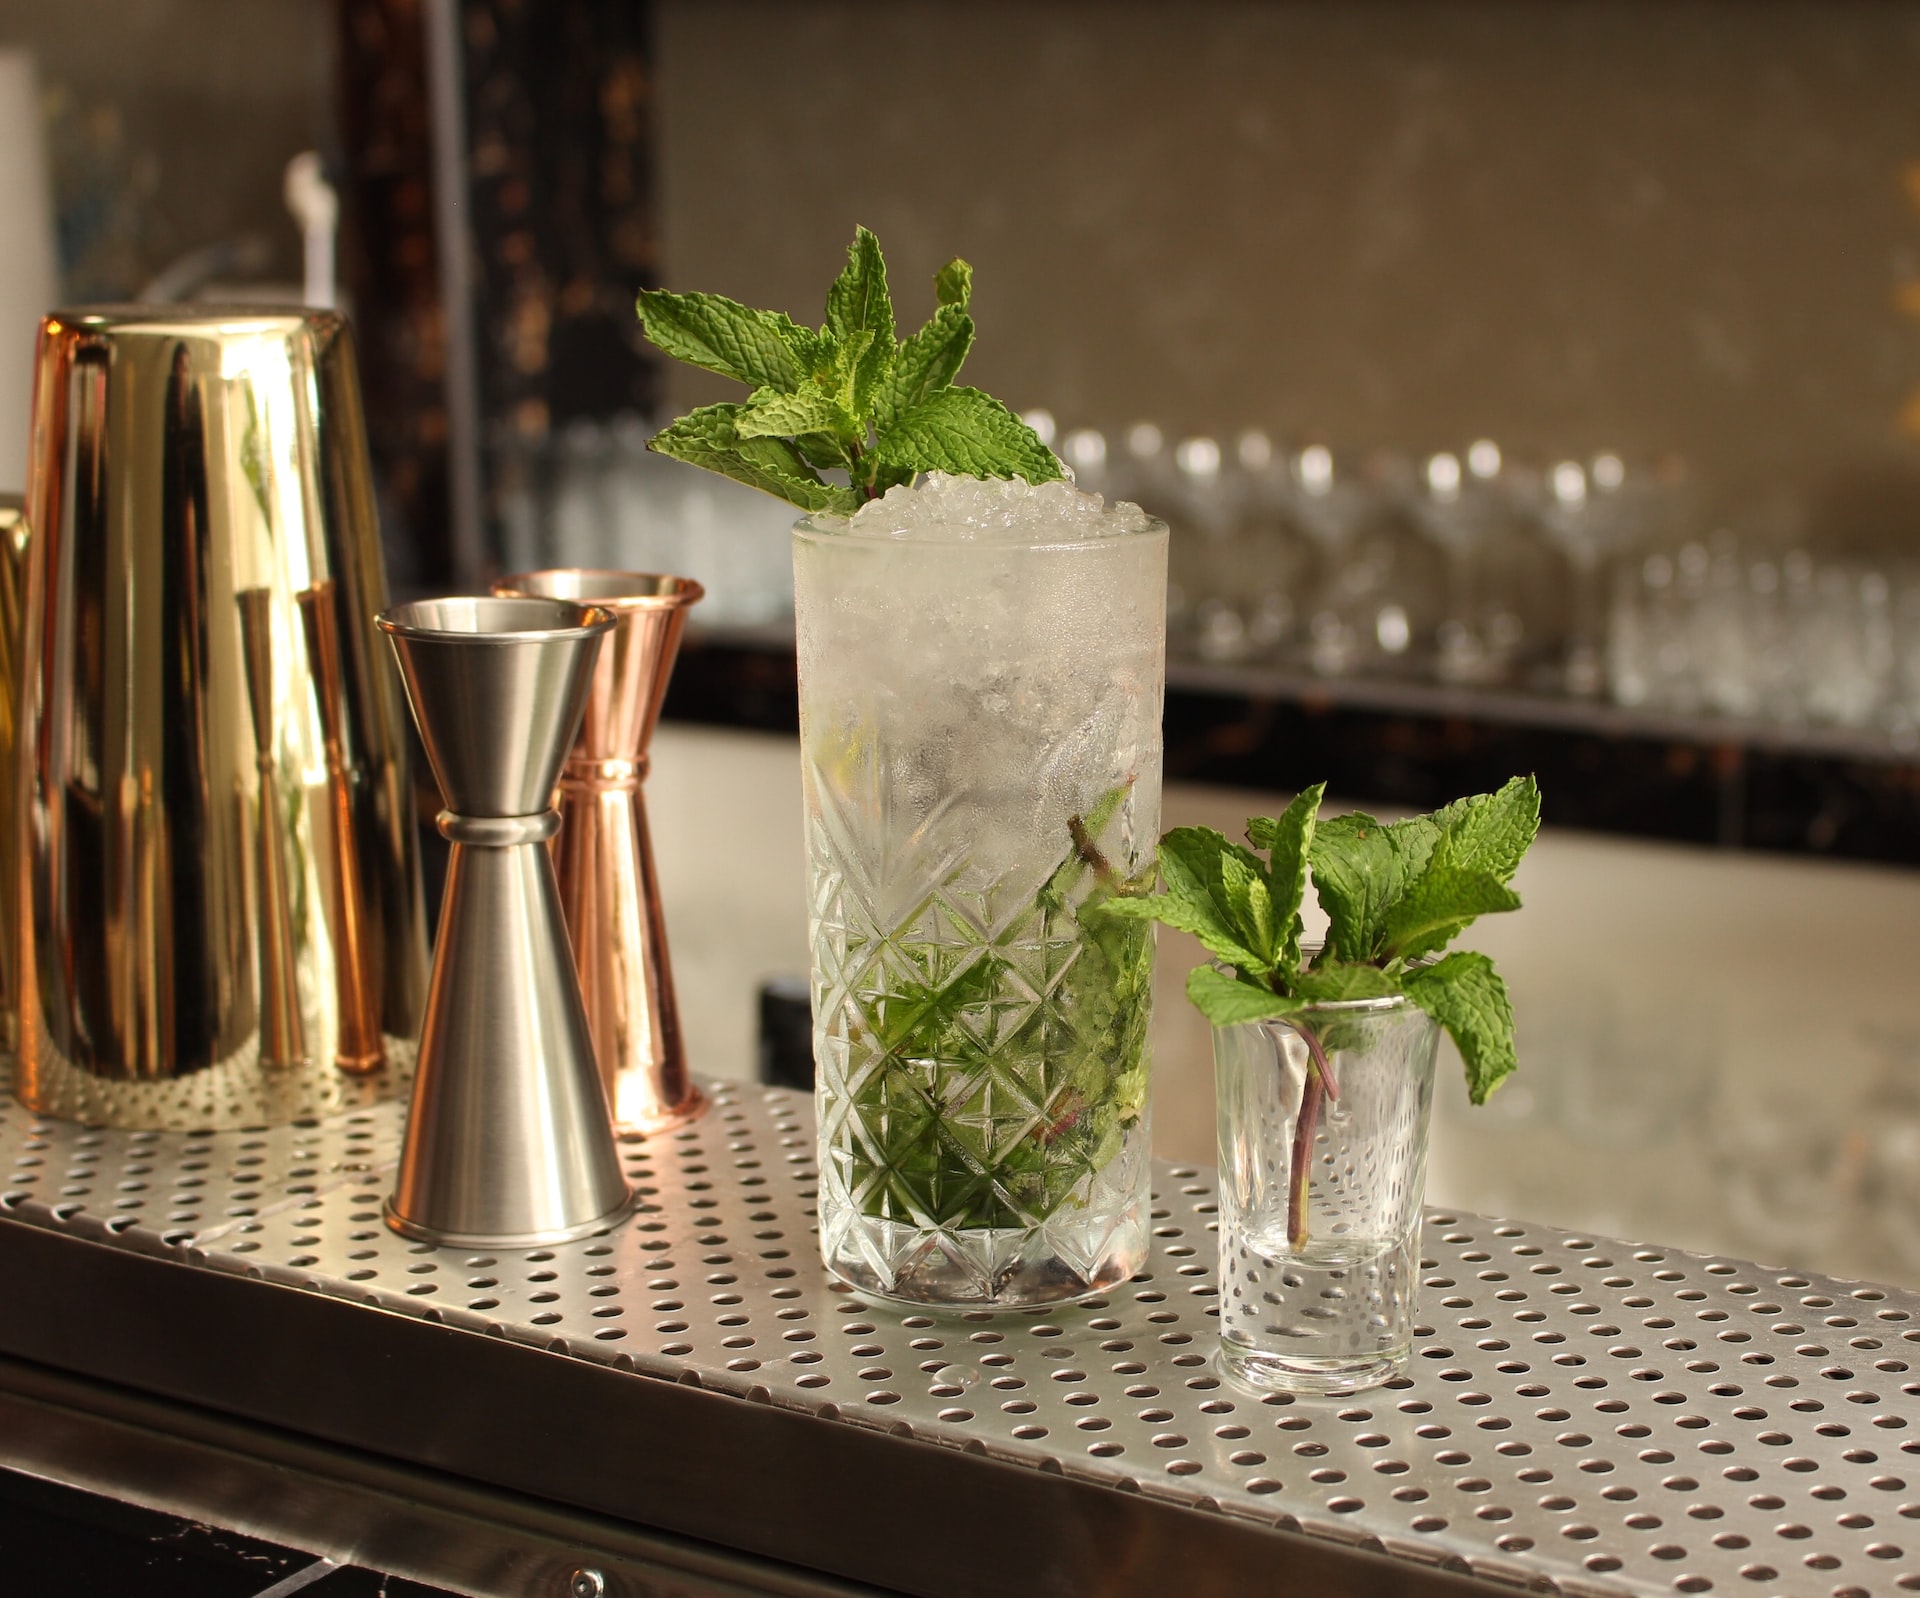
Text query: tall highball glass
795 502 1167 1310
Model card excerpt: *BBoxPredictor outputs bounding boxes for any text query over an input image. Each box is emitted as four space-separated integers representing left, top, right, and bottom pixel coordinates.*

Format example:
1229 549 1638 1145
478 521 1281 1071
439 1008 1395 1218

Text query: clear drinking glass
795 501 1168 1310
1214 991 1441 1393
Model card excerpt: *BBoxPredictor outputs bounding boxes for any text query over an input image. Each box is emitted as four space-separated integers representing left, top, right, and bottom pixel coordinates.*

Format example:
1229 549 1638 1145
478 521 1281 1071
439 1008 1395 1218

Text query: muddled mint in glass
796 474 1167 1309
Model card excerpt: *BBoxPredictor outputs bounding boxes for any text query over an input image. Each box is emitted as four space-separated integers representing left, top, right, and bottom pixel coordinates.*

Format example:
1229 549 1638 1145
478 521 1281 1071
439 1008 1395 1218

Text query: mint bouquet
1100 776 1540 1245
636 226 1059 512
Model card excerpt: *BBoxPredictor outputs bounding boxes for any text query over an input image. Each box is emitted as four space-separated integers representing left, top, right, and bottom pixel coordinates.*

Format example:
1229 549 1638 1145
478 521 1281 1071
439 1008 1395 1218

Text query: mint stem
1068 814 1122 893
1287 1018 1338 1250
845 438 870 498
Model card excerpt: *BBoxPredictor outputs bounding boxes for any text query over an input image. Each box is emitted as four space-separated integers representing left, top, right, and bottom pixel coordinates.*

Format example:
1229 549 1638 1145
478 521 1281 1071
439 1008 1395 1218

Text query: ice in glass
795 473 1168 1309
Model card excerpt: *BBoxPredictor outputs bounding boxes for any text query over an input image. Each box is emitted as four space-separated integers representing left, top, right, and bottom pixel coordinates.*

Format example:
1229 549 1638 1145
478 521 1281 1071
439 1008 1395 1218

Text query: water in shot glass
1214 990 1441 1394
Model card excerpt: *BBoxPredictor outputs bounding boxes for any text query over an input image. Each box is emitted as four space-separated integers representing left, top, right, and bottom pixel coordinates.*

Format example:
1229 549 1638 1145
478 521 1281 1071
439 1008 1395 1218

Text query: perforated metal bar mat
2 1072 1918 1598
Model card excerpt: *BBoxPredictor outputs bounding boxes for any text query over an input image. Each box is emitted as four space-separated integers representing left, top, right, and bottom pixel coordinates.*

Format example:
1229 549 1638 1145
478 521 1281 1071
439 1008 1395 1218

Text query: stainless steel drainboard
1 1069 1917 1598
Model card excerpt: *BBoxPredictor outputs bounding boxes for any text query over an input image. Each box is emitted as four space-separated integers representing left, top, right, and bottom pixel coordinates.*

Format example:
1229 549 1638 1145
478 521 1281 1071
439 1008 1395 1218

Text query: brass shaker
14 307 429 1128
299 579 385 1074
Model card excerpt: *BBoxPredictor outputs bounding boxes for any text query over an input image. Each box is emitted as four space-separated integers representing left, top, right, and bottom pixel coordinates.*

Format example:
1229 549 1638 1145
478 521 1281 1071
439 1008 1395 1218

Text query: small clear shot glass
1213 989 1441 1395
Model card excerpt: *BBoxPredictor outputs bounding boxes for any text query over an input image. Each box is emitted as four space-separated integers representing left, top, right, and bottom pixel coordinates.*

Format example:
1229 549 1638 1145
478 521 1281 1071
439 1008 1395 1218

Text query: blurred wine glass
1287 442 1377 674
1061 426 1111 497
1537 452 1674 695
1412 444 1531 684
1168 434 1245 660
1232 429 1318 661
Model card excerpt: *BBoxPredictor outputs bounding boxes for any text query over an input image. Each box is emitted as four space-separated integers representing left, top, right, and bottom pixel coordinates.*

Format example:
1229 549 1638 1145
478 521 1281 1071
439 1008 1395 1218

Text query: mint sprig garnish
1098 776 1540 1246
637 226 1062 513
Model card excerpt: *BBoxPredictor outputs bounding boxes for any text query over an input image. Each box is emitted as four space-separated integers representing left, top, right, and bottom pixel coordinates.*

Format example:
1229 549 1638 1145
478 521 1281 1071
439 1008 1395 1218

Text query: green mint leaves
1403 951 1517 1106
1113 775 1540 1104
637 226 1063 512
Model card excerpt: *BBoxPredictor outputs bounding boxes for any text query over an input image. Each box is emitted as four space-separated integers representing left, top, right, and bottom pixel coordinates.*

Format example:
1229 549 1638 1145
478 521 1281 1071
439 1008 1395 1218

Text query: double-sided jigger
377 596 632 1248
493 569 706 1135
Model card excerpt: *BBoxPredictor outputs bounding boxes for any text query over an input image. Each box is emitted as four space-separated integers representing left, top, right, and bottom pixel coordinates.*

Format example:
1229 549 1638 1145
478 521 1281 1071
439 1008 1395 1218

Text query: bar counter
1 1069 1915 1597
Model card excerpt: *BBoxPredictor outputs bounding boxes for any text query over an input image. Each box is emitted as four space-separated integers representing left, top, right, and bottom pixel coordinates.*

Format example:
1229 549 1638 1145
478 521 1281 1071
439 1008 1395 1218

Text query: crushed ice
845 470 1154 541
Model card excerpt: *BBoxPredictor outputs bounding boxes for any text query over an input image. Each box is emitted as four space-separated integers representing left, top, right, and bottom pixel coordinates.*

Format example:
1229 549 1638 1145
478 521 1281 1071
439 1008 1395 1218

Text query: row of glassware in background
1607 535 1920 743
1048 416 1659 696
1069 416 1920 742
501 409 1920 742
495 409 1645 668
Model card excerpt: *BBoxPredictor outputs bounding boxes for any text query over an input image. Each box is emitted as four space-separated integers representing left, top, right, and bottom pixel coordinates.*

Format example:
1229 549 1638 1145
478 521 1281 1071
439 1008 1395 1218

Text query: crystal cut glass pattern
808 806 1152 1309
793 492 1167 1310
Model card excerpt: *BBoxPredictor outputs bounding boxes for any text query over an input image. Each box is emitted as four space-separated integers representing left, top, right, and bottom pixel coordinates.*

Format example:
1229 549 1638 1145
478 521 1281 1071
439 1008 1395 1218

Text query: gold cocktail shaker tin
13 307 430 1128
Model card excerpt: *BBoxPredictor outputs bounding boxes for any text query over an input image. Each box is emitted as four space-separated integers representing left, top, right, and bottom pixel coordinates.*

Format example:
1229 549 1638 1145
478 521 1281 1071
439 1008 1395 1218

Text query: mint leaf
648 403 858 516
635 290 811 392
934 257 972 309
825 227 895 420
1404 950 1516 1104
872 386 1064 483
1308 812 1439 963
824 327 873 412
1186 965 1302 1027
1370 778 1536 961
793 431 853 471
1381 865 1520 962
1218 848 1277 968
878 304 974 429
1095 889 1263 975
1163 825 1273 933
1430 776 1540 885
1246 782 1323 974
1080 775 1136 844
1291 963 1404 1005
826 227 894 347
736 384 855 444
1098 822 1273 972
1159 825 1262 899
867 459 917 497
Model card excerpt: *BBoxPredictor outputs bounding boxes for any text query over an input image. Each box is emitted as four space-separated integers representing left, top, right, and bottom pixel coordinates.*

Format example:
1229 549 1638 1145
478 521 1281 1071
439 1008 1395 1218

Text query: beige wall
659 0 1920 539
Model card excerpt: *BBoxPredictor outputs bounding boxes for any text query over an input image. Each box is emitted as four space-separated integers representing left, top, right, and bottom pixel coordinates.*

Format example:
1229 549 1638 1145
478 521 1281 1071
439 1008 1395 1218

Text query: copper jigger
492 569 705 1136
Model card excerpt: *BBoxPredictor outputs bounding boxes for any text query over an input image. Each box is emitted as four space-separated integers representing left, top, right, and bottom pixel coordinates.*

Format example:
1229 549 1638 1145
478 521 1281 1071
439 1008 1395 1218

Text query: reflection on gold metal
15 307 430 1129
493 569 706 1136
236 588 307 1068
0 495 28 1050
299 580 384 1074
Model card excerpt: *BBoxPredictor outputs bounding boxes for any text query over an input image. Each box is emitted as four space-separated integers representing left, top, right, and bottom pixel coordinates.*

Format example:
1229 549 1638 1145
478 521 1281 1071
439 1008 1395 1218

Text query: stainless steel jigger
377 596 633 1248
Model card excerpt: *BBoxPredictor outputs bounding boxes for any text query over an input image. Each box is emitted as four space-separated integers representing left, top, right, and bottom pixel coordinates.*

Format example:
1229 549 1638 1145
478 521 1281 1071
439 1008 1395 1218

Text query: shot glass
1213 991 1441 1394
